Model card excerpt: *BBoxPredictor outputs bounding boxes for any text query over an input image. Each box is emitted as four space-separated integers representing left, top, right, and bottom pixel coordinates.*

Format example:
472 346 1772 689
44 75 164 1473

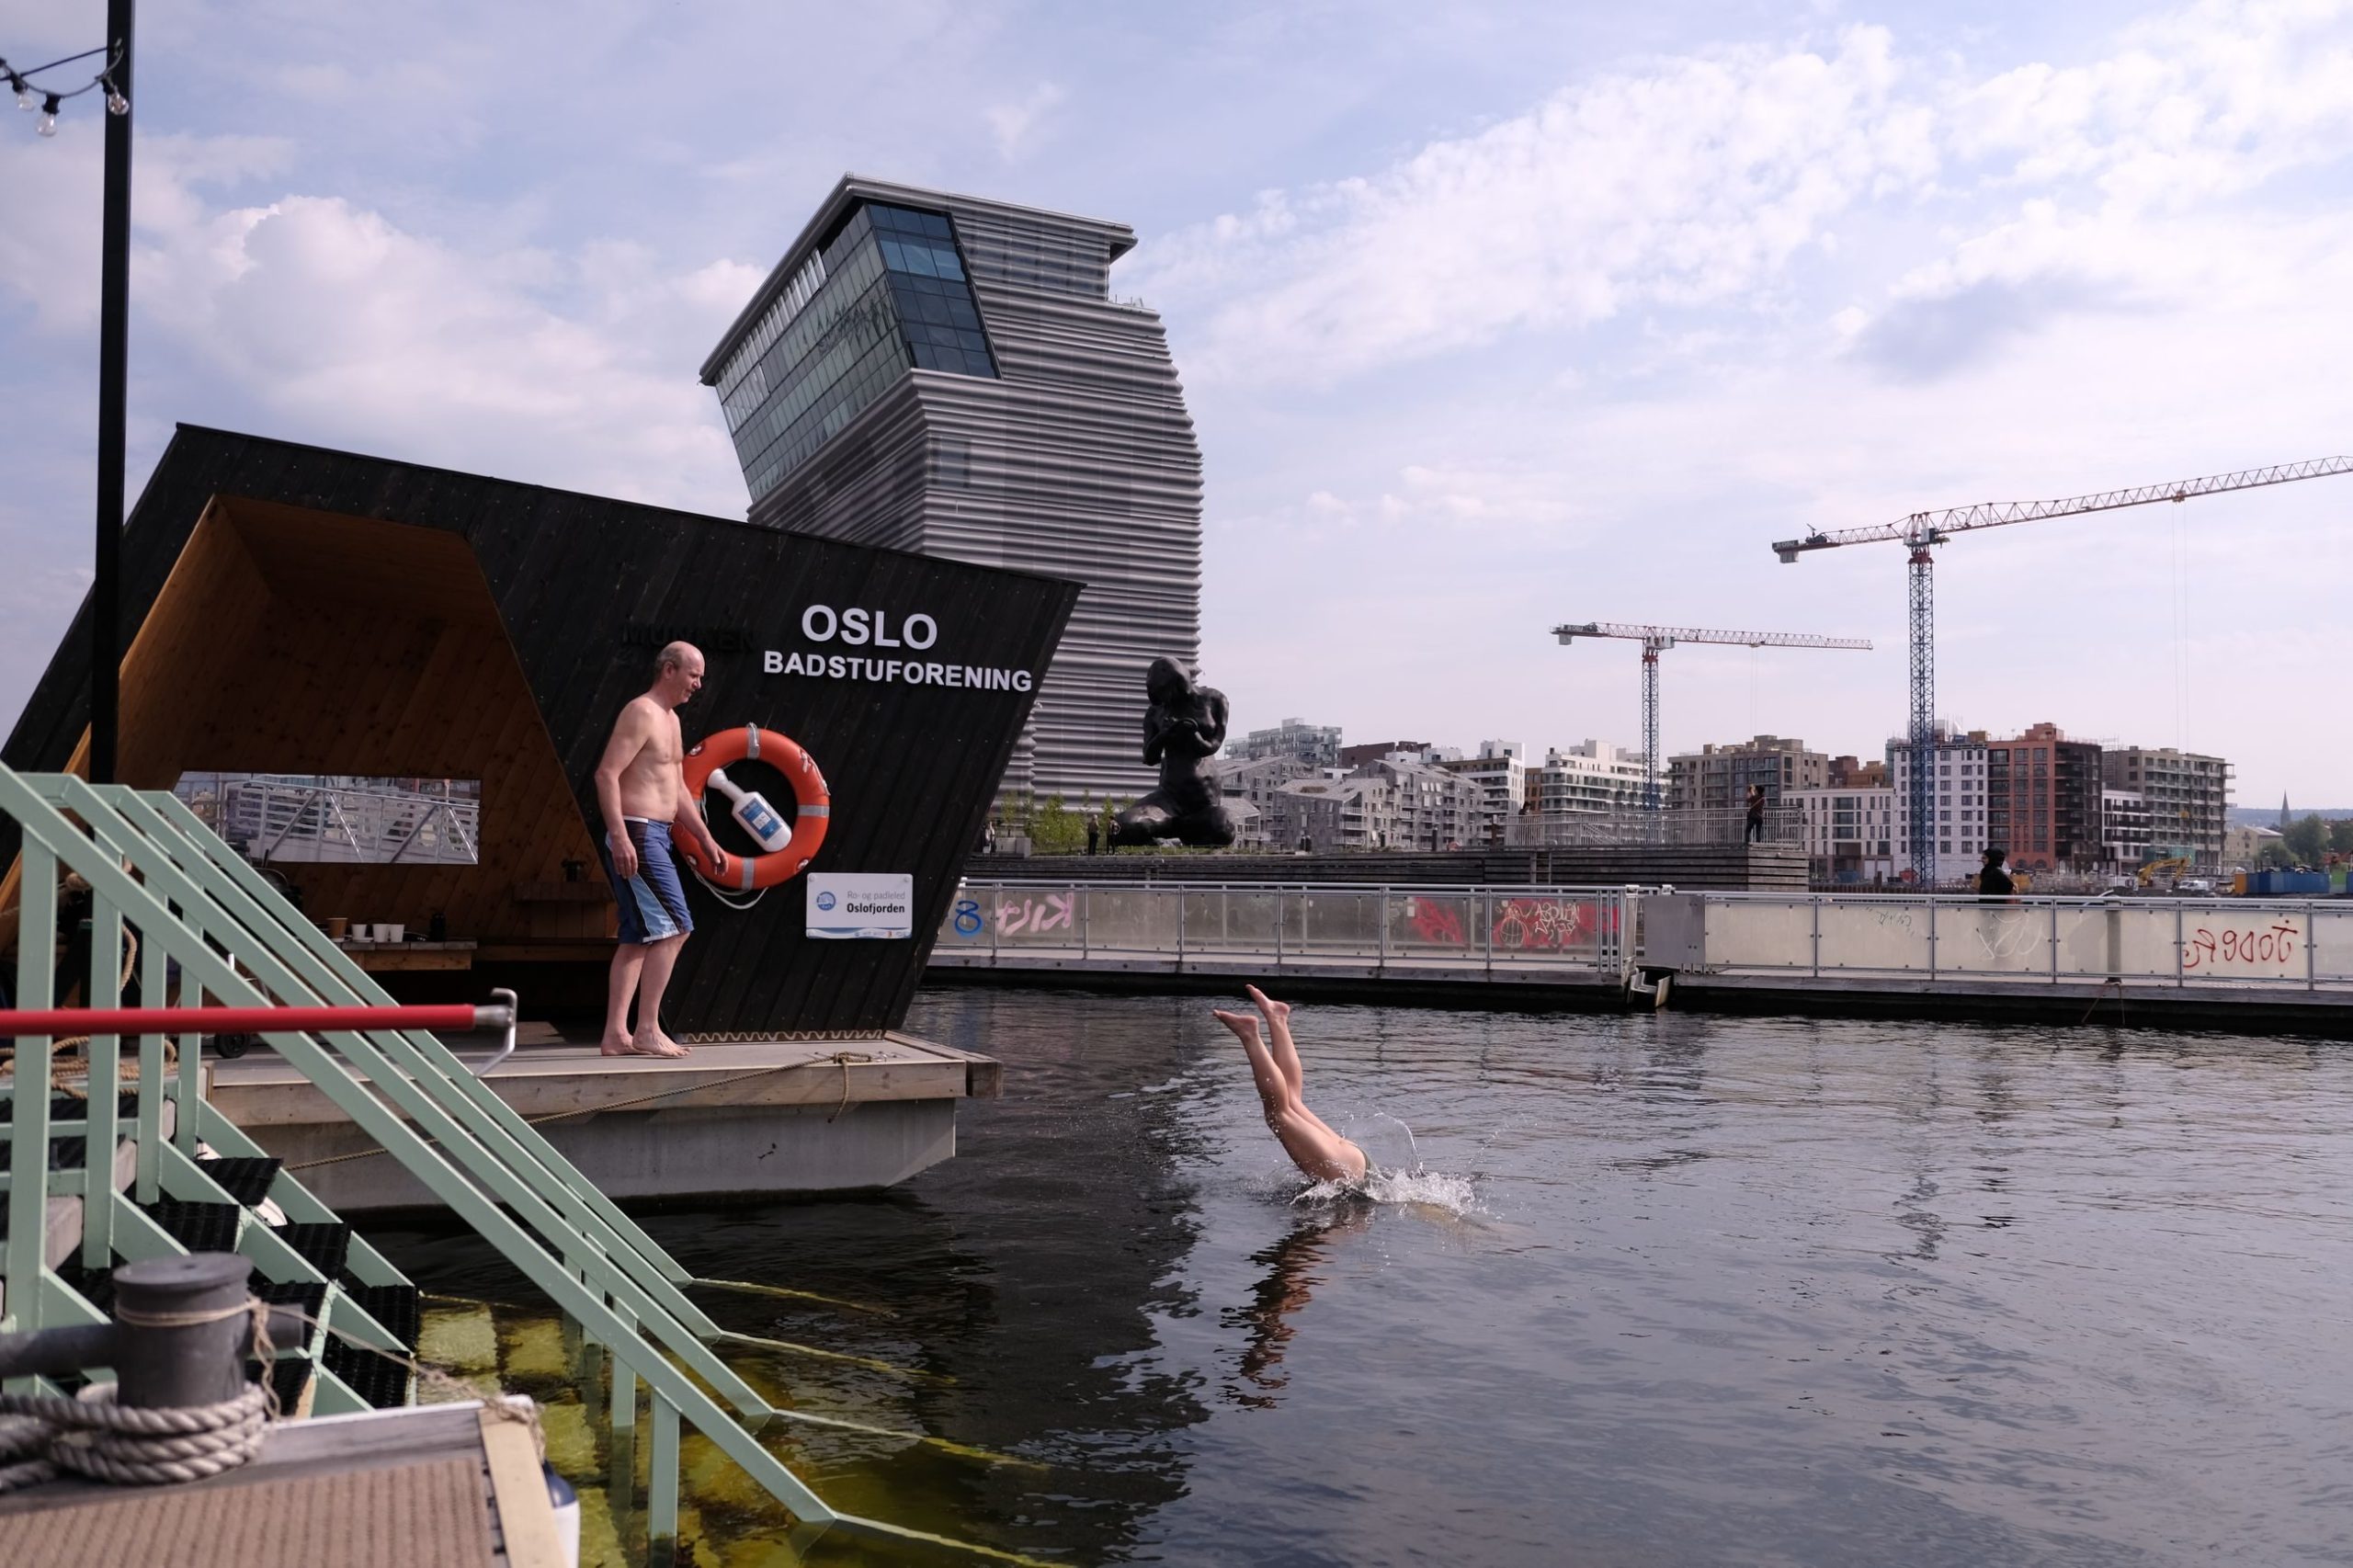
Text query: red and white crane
1552 621 1872 815
1772 456 2353 881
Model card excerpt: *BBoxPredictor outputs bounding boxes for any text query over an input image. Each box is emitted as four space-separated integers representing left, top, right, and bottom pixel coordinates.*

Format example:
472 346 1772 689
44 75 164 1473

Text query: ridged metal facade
701 176 1203 809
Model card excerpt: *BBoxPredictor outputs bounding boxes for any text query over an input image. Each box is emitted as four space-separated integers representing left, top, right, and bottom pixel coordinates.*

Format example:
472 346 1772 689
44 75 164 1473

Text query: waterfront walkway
929 880 2353 1032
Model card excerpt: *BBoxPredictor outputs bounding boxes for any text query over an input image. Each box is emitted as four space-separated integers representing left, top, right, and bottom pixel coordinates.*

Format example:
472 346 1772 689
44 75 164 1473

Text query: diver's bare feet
1245 984 1291 1027
1211 1008 1262 1045
599 1032 635 1057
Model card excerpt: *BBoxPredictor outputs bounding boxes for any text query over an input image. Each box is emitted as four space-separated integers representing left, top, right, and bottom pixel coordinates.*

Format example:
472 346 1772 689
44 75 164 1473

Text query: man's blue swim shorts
601 818 695 944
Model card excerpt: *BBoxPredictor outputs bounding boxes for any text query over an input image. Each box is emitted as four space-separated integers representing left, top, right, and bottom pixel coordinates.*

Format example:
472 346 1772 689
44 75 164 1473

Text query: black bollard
0 1252 301 1402
110 1254 257 1410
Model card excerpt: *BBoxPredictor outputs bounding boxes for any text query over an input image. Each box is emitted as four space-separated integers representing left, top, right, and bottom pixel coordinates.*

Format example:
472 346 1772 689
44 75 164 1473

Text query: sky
2 0 2349 802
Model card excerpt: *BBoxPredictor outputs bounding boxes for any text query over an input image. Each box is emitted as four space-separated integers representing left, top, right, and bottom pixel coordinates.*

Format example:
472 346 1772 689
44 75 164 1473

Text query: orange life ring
676 725 829 891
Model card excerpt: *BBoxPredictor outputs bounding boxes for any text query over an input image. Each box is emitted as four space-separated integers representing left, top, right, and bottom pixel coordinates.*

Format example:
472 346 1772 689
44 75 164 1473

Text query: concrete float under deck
206 1027 1001 1212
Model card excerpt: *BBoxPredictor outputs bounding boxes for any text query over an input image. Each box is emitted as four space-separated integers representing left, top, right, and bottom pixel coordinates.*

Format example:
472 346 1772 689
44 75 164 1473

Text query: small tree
2329 816 2353 857
2286 812 2330 867
1031 794 1086 855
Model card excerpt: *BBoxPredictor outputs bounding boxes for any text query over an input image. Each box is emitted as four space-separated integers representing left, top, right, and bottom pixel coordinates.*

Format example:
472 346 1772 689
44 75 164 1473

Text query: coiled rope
0 1297 274 1493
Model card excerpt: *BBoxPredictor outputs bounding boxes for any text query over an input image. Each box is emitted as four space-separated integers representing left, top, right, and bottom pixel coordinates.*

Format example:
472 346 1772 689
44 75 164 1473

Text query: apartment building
1534 739 1652 817
1887 727 1992 885
1264 777 1392 851
1986 722 2106 873
1230 718 1344 767
1437 741 1529 845
2101 746 2232 870
1788 784 1899 884
1668 735 1830 812
1351 755 1486 850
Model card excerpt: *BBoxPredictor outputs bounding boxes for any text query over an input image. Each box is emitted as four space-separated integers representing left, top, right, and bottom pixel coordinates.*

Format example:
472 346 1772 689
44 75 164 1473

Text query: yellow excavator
2137 856 2190 888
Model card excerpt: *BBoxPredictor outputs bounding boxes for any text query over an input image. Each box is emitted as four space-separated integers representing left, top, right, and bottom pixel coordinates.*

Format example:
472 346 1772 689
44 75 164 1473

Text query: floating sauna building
4 425 1076 1040
699 176 1205 812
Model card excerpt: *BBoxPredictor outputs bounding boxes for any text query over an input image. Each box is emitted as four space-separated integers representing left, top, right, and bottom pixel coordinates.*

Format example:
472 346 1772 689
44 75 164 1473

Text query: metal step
199 1154 283 1207
279 1221 352 1278
141 1199 244 1254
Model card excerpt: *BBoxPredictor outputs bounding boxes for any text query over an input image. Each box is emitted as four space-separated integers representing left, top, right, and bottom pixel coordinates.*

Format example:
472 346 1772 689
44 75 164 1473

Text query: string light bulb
104 78 127 115
10 74 36 112
35 92 57 137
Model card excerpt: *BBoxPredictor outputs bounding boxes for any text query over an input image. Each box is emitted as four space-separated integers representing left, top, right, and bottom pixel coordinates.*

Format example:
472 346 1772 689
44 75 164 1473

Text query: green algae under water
372 988 2353 1566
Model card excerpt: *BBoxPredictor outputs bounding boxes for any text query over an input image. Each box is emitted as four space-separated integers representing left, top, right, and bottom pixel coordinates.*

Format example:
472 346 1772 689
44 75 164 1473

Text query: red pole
0 1003 508 1038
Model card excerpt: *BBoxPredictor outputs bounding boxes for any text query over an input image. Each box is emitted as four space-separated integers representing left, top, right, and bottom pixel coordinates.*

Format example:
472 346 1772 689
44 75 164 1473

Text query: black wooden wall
4 426 1078 1034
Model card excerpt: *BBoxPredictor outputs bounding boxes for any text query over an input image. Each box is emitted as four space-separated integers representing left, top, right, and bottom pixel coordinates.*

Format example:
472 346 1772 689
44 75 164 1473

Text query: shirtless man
592 642 728 1058
1211 985 1370 1185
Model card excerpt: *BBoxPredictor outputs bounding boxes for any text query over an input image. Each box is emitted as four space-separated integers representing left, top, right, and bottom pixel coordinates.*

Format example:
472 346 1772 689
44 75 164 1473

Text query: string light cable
0 44 128 138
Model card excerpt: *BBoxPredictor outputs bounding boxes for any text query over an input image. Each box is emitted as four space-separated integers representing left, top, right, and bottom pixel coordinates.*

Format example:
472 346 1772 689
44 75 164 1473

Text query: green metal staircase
1 766 1020 1562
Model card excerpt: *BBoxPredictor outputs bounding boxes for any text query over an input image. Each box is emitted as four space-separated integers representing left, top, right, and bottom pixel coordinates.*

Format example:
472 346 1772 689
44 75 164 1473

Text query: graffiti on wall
994 892 1074 937
2181 918 2304 978
1492 897 1602 951
1398 895 1607 951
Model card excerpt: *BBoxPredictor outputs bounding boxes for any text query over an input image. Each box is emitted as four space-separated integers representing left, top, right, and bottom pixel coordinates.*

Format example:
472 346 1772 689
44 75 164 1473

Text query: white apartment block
1887 731 1992 885
2100 790 2152 873
1534 740 1651 817
1230 717 1344 767
1788 785 1899 884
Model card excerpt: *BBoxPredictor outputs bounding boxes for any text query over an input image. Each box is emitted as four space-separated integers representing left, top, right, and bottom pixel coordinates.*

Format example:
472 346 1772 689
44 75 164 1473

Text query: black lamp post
91 0 133 785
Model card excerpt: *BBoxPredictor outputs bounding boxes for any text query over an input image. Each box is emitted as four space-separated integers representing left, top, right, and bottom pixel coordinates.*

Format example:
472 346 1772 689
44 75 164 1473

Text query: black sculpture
1111 657 1236 847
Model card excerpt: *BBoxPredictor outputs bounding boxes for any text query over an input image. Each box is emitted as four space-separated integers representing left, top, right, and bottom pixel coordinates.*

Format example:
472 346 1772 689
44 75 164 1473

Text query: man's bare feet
1211 1008 1261 1044
600 1032 689 1059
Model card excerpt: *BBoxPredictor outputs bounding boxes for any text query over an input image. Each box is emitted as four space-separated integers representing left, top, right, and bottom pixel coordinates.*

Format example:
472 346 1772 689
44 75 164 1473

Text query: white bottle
707 767 790 852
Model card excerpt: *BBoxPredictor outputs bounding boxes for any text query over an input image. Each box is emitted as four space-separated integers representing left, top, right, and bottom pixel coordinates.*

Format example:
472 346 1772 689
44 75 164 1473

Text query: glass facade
717 202 1000 502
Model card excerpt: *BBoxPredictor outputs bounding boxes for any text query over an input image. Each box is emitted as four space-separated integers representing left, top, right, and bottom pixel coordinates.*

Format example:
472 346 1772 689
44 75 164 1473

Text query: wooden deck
209 1027 999 1124
203 1027 1002 1210
0 1400 562 1568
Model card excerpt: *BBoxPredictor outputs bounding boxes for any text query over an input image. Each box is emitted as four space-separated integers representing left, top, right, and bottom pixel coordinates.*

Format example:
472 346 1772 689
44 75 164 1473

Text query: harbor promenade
928 879 2353 1033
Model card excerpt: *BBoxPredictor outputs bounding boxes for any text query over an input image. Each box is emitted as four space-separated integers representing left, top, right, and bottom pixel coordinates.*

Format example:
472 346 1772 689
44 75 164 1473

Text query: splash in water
1290 1112 1480 1213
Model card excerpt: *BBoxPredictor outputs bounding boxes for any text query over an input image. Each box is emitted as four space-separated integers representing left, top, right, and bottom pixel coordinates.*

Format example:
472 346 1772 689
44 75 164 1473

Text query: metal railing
185 775 480 865
1504 804 1802 848
0 766 991 1561
938 880 1632 982
1649 889 2353 991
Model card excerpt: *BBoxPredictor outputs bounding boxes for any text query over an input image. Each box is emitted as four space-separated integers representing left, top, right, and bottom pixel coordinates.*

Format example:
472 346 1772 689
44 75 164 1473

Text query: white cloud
1142 0 2353 392
984 83 1066 160
122 193 751 506
1138 27 1939 384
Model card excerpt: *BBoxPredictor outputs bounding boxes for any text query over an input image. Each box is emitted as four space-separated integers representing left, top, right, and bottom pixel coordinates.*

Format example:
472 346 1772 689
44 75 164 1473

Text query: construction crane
1772 456 2353 883
1551 621 1873 815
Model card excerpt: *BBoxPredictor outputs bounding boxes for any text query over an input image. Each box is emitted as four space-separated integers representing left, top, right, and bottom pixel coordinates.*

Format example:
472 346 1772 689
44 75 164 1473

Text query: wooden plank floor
207 1028 999 1130
0 1400 560 1567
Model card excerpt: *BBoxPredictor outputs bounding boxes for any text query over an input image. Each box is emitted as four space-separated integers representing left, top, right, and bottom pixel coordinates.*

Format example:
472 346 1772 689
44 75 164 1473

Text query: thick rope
0 1296 543 1495
0 1297 274 1494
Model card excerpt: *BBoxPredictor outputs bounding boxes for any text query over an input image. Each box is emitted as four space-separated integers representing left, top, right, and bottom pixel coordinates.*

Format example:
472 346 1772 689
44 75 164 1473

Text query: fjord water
386 989 2353 1565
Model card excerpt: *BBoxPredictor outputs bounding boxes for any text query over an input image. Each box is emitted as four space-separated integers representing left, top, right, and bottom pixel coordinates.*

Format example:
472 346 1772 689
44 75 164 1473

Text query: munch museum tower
699 176 1204 808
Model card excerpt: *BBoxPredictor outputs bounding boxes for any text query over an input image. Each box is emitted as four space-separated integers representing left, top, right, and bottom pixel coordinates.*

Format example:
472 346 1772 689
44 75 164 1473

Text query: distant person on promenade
1086 815 1100 855
593 641 729 1058
1978 846 2015 902
1211 985 1370 1187
1745 785 1768 844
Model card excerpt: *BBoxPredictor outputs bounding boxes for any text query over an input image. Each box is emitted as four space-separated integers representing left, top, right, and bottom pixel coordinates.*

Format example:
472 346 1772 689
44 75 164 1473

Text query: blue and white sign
806 872 915 939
